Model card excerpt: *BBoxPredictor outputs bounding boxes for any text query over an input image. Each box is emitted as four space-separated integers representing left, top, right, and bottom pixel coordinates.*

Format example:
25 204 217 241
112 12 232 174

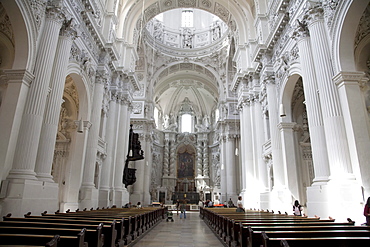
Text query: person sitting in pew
236 196 245 212
293 200 303 216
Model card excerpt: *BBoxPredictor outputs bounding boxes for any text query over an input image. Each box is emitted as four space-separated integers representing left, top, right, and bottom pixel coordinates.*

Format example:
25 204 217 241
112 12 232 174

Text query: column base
130 192 142 206
1 179 58 217
60 202 79 213
307 179 363 223
112 187 129 207
79 186 99 210
98 188 112 208
260 191 272 211
269 186 294 214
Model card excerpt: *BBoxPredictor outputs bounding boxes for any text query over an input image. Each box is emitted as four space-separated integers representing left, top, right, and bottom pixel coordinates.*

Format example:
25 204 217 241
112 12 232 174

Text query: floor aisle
133 211 224 247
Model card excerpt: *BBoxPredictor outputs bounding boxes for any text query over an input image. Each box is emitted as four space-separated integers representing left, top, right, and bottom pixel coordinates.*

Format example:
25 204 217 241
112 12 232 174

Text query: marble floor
132 211 224 247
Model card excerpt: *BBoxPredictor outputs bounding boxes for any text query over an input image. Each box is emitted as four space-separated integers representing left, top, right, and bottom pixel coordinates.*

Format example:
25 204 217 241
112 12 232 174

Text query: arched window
182 10 193 27
154 107 159 128
181 114 192 133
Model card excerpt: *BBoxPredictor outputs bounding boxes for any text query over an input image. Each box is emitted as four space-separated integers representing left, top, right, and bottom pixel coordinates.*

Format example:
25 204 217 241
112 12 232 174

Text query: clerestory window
182 10 193 27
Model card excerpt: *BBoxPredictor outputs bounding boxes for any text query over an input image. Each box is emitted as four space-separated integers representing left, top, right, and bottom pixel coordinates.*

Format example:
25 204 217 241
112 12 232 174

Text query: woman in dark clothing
293 200 302 216
364 197 370 226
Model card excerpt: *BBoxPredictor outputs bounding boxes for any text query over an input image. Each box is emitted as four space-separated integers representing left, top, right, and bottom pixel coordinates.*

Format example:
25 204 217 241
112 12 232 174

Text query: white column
334 72 370 195
79 71 107 209
306 7 353 179
278 122 300 199
113 94 130 206
203 140 209 177
163 139 170 176
169 139 176 176
142 132 153 205
240 99 254 202
35 23 76 181
294 29 330 183
8 5 64 180
265 80 286 188
0 70 33 180
196 140 203 176
253 97 268 192
219 132 227 202
99 95 118 207
225 132 237 199
265 77 291 211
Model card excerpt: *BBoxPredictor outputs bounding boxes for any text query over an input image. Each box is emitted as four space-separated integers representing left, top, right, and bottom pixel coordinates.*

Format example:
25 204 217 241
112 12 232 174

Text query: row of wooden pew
200 207 370 247
0 206 166 246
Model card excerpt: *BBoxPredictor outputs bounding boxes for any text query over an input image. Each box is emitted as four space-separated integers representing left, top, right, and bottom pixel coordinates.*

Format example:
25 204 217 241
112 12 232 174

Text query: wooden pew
34 206 164 245
3 215 106 247
201 207 368 247
0 229 87 247
261 232 370 247
0 225 104 247
241 224 370 247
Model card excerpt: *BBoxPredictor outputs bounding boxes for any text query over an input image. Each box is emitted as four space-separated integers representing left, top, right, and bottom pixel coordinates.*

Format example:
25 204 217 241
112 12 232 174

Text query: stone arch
280 73 303 122
1 0 36 70
118 0 254 46
57 69 92 212
332 0 370 73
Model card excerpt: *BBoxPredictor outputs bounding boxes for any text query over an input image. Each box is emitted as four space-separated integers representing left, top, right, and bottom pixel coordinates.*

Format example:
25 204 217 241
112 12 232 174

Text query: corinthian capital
60 19 78 39
262 72 275 85
292 19 310 41
45 1 65 24
304 1 324 25
95 70 110 85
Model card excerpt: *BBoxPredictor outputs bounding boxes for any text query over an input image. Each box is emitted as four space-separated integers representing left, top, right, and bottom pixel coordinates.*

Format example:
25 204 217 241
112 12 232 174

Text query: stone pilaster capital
292 20 310 42
59 19 78 39
333 71 368 88
1 69 34 86
304 2 324 26
45 2 65 25
95 70 111 86
261 72 275 85
118 92 131 106
277 122 297 131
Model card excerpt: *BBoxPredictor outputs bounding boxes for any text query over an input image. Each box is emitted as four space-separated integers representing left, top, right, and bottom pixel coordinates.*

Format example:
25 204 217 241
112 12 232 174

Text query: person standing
180 200 187 219
176 199 180 215
293 200 302 216
364 197 370 226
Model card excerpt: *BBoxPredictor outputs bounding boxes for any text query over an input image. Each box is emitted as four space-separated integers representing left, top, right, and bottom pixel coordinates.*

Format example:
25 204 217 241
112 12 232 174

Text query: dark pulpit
123 124 144 188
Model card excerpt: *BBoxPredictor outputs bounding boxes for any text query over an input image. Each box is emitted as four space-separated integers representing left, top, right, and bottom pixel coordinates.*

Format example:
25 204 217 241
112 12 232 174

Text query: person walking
180 200 187 219
176 199 180 215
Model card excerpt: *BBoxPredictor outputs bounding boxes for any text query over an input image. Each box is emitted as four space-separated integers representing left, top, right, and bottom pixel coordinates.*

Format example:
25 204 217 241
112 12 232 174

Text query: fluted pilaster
35 20 76 181
265 76 285 188
306 6 352 178
225 133 237 198
8 5 64 180
99 95 118 206
81 72 109 188
293 26 330 183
